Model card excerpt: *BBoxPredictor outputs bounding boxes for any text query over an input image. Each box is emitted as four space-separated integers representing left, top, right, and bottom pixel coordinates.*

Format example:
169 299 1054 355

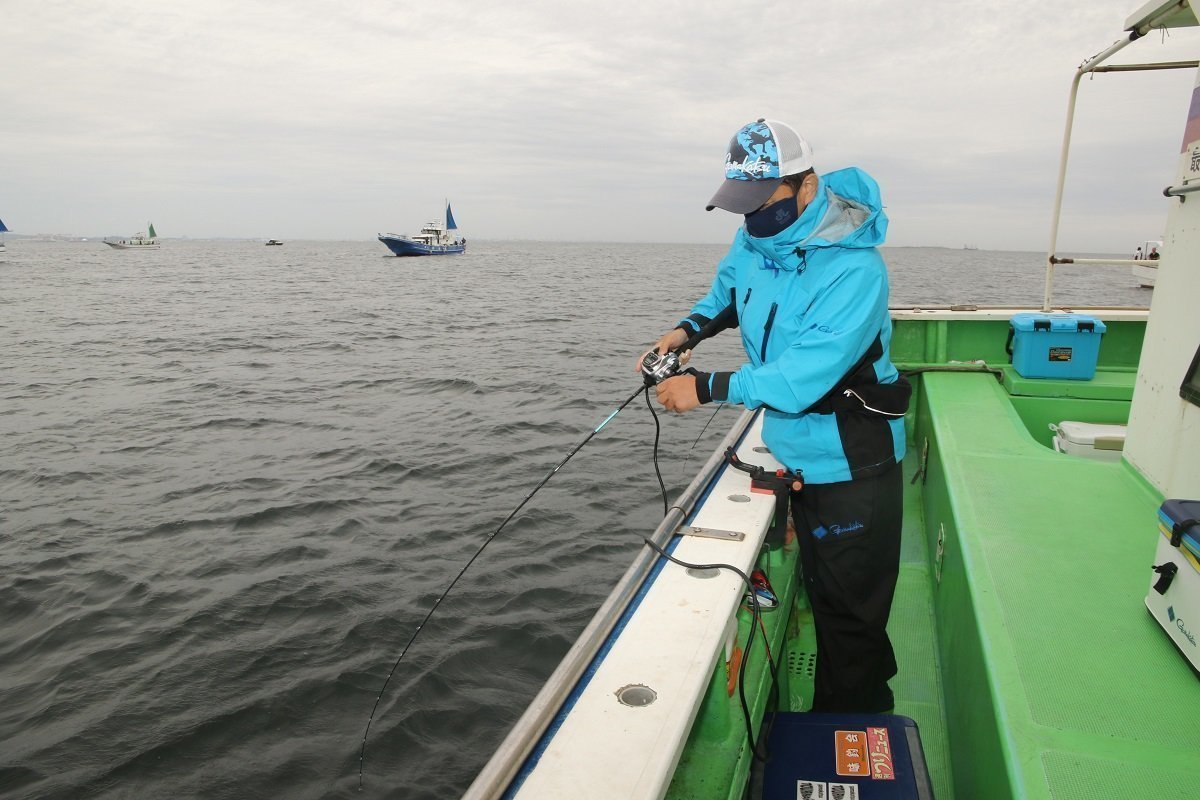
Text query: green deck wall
900 317 1200 800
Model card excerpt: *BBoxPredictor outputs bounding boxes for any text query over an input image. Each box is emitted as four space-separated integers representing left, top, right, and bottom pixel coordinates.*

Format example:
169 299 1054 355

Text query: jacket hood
738 166 888 269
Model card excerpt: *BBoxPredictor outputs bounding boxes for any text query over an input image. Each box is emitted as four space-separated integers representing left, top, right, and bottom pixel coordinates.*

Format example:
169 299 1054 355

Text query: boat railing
1050 255 1161 267
1042 0 1198 311
1163 180 1200 198
463 409 759 799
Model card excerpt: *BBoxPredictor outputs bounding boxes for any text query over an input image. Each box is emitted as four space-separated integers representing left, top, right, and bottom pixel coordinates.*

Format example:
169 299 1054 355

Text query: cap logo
724 120 780 182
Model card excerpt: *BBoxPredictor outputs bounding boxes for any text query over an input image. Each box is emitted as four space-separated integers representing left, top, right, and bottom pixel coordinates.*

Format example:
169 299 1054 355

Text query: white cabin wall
1125 68 1200 499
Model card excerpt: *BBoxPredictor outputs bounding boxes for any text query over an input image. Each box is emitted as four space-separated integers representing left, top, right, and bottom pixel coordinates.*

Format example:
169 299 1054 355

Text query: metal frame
1042 0 1198 311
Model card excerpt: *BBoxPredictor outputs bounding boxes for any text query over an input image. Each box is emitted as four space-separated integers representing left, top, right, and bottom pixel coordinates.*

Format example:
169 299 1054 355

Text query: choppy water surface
0 240 1148 798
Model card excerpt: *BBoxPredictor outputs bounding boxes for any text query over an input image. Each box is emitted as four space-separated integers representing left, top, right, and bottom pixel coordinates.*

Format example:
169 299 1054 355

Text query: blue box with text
761 712 934 799
1008 313 1106 380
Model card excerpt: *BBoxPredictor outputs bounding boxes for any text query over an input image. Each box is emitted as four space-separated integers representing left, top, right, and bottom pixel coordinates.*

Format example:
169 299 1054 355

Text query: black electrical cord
746 565 786 766
638 536 778 762
357 383 648 789
640 395 780 763
902 363 1004 382
645 388 669 516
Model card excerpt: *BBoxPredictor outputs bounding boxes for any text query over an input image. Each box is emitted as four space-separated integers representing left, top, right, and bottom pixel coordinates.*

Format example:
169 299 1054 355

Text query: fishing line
683 403 726 469
357 383 648 788
360 305 743 786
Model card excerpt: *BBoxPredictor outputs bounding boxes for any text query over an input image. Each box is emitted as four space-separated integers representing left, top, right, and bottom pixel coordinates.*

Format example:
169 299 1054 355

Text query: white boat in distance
1132 238 1162 287
104 223 160 250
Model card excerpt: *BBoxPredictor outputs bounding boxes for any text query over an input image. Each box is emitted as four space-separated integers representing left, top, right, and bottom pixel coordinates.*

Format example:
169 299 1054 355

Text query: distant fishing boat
104 223 160 250
0 217 8 258
378 202 465 256
265 239 283 246
1132 238 1162 287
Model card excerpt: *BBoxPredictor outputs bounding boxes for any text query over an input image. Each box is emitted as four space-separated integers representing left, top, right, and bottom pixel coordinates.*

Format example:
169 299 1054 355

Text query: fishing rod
358 301 740 787
357 382 648 788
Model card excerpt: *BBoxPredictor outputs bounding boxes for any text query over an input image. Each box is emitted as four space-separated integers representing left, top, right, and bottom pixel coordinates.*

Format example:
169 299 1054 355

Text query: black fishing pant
791 462 902 714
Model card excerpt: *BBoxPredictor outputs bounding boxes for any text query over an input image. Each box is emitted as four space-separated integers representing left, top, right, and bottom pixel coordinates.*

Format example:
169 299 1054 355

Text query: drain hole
686 567 720 580
616 684 657 707
728 494 751 503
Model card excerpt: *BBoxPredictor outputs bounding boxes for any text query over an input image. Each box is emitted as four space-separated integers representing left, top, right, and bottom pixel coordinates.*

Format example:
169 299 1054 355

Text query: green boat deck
911 367 1198 798
889 448 953 800
667 317 1199 800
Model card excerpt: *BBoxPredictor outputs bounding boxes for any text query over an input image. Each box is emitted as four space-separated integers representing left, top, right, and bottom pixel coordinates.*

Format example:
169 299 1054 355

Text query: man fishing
645 118 910 714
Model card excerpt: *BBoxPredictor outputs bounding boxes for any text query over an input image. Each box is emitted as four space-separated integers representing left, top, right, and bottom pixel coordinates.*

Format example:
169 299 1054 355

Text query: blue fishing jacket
680 167 907 484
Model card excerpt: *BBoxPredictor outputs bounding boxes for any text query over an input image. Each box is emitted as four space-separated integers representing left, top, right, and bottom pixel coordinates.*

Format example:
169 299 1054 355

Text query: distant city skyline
2 1 1196 252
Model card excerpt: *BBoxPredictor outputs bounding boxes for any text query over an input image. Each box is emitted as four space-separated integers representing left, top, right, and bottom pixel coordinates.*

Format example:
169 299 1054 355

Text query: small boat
463 4 1200 799
104 223 160 250
378 202 465 256
265 239 283 246
0 217 8 258
1132 238 1162 287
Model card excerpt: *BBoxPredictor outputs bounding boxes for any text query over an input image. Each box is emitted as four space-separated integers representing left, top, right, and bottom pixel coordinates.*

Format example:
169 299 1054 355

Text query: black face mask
744 193 799 238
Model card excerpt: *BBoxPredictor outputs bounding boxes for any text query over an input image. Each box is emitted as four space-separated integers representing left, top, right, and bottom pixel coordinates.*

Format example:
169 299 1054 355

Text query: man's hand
636 328 689 375
655 374 701 413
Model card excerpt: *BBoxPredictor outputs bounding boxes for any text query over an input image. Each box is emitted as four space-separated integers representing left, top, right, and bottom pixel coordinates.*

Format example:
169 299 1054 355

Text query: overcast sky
3 0 1196 250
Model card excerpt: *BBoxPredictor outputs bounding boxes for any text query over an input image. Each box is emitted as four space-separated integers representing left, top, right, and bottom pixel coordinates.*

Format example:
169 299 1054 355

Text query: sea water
0 240 1148 799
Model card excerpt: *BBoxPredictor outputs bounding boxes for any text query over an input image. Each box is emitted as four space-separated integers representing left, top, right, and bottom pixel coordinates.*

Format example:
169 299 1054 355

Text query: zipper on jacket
760 302 778 361
743 287 753 305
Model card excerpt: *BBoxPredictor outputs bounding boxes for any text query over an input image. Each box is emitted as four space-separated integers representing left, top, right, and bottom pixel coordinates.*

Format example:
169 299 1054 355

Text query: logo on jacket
812 521 864 539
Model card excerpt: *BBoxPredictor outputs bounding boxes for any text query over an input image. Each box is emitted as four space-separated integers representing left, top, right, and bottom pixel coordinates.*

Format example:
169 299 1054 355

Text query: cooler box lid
1052 421 1127 449
761 712 934 799
1010 312 1107 334
1158 499 1200 564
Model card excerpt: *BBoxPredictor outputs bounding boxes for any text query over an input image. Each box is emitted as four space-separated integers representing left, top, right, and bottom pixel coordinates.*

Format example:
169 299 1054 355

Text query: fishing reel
641 349 682 386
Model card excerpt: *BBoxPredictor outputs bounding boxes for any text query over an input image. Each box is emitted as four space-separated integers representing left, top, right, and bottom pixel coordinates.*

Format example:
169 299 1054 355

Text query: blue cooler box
761 713 934 799
1007 313 1106 380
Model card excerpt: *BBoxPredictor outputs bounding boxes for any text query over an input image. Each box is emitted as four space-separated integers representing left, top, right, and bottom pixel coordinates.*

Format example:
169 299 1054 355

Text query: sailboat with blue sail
378 202 466 256
0 217 8 258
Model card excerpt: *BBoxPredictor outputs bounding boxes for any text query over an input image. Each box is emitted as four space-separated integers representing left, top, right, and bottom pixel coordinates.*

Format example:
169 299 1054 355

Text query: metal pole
1092 60 1199 73
1050 256 1161 266
1043 0 1193 311
1043 37 1136 311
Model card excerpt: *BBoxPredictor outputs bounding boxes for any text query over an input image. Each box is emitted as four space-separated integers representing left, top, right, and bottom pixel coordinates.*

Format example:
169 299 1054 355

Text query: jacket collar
738 175 830 271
